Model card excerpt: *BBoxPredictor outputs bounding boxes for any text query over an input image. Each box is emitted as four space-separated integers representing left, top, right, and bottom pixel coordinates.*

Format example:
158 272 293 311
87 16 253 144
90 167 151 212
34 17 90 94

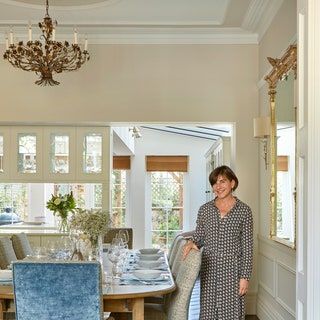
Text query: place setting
119 247 171 286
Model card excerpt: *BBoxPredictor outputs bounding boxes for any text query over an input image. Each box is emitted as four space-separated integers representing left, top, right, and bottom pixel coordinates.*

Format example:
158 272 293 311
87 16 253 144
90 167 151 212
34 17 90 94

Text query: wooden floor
188 278 259 320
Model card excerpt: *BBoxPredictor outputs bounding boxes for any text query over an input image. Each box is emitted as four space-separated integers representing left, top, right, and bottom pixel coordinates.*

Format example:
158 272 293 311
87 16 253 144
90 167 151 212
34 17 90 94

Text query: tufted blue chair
12 261 103 320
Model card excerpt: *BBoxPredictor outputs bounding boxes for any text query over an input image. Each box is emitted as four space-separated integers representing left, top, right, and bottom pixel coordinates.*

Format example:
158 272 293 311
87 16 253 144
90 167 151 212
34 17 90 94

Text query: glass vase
89 235 103 262
58 216 69 233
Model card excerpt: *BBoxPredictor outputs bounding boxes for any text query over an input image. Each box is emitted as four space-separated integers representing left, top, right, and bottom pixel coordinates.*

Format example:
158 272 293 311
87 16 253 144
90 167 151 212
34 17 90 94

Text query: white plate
138 248 160 255
131 274 167 282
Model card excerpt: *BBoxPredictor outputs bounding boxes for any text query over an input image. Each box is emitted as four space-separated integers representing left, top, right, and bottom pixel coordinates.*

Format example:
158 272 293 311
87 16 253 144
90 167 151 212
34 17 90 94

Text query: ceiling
0 0 284 44
141 124 231 141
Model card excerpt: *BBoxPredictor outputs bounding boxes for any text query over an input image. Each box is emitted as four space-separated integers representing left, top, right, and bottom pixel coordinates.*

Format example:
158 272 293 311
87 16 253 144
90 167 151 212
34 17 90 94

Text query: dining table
0 250 176 320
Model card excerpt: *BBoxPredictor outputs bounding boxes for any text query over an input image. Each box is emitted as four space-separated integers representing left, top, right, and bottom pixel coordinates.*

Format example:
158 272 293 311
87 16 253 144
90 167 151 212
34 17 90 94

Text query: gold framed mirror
265 44 297 249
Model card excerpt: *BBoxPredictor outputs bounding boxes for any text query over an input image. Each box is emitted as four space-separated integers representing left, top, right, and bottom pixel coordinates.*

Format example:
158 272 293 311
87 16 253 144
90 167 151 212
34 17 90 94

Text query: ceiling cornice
0 26 258 44
241 0 284 42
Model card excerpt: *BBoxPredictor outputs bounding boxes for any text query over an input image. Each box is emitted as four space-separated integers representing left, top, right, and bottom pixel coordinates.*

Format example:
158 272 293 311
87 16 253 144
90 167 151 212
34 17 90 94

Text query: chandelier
3 0 90 86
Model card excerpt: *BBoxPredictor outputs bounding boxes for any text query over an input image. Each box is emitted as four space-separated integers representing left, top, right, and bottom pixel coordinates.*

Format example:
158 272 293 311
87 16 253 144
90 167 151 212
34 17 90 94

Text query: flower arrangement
69 208 110 249
46 192 76 232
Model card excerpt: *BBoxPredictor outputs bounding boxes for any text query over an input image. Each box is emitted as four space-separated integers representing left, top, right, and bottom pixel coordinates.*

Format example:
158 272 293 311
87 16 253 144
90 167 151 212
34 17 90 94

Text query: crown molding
242 0 269 31
241 0 284 43
256 0 284 42
0 26 259 44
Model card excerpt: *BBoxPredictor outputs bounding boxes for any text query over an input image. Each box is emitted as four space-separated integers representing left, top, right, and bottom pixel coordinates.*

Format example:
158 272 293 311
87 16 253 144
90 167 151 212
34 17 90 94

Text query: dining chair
144 248 202 320
11 233 33 259
104 228 133 249
0 237 18 269
168 235 184 267
171 238 187 279
12 261 103 320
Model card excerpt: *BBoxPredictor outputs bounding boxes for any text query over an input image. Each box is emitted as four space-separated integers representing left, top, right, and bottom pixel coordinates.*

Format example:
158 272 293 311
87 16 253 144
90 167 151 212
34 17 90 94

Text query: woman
183 165 253 320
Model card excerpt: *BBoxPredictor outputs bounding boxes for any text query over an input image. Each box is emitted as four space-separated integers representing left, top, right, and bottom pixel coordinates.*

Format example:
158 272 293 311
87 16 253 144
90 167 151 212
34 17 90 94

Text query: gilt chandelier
3 0 90 86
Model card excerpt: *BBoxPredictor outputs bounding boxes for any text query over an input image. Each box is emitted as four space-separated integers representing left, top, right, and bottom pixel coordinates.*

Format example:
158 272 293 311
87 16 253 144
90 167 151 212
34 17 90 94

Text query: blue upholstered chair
12 261 103 320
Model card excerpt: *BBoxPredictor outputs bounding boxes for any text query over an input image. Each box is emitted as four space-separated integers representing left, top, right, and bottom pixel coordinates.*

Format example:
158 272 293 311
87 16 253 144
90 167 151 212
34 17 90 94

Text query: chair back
13 261 103 320
165 249 202 320
171 238 187 279
104 228 133 249
0 237 18 269
11 233 33 259
168 235 183 267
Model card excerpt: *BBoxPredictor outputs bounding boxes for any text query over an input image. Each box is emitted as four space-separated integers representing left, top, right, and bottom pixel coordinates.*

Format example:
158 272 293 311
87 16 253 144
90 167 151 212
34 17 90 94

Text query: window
112 170 127 227
17 134 37 173
151 171 184 251
0 183 102 226
50 134 70 173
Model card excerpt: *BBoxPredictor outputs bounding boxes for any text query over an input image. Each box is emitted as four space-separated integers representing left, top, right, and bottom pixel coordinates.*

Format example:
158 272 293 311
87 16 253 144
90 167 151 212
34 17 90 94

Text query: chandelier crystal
3 0 90 86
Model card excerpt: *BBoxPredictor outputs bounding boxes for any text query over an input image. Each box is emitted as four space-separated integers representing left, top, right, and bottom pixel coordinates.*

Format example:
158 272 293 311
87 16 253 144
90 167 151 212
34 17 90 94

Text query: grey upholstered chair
11 233 33 259
0 237 18 269
168 235 184 267
144 248 202 320
13 261 103 320
171 238 187 279
104 228 133 249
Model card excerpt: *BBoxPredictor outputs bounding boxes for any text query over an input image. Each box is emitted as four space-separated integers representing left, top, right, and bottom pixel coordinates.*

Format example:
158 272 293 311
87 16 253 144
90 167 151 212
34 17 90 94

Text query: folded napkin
120 273 171 286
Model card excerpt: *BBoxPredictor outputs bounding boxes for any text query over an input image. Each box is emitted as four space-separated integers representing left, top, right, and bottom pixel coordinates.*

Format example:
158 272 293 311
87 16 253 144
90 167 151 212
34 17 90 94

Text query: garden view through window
151 171 184 251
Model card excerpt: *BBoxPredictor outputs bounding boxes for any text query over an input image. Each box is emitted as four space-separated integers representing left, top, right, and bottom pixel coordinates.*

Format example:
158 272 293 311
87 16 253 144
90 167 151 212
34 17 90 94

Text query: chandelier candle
3 0 90 86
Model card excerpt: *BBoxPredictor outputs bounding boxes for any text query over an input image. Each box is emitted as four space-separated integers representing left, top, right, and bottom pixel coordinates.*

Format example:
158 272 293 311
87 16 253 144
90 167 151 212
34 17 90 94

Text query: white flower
54 198 61 205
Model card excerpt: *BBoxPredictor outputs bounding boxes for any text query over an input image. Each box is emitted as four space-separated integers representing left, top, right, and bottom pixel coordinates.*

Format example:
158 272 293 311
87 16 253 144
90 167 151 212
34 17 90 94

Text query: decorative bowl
139 254 162 261
139 248 160 255
133 269 162 280
137 260 162 269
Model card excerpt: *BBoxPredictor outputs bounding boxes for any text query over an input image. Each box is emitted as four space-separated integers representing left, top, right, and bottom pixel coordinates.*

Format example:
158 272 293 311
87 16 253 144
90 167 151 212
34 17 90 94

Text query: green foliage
46 191 76 219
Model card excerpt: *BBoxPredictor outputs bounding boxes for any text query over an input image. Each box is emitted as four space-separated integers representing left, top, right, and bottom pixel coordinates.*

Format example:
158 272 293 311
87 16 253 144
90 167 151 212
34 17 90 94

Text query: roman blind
146 156 188 172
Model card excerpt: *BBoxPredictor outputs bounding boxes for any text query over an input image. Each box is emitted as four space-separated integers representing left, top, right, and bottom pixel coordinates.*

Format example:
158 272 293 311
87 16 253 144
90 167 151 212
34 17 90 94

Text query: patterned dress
192 197 253 320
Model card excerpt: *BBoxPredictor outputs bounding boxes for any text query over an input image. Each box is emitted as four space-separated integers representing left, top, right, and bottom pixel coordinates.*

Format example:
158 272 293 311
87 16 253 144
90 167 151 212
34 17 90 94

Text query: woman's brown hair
209 165 239 191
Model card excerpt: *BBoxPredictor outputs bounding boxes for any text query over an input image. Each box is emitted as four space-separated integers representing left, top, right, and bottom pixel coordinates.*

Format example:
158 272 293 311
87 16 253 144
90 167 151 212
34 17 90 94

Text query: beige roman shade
146 156 188 172
113 156 131 170
277 155 289 172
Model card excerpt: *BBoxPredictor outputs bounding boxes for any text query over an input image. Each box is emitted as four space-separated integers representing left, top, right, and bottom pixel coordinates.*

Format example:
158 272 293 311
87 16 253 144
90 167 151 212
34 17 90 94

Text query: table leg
131 297 144 320
0 299 5 320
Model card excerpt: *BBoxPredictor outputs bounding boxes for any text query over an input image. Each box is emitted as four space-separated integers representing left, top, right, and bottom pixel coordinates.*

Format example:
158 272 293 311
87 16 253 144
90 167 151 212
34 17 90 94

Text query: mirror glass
275 71 296 244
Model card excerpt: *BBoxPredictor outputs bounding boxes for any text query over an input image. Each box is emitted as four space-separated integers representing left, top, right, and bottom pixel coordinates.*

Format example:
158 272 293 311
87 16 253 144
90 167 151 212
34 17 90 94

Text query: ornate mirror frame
265 44 297 249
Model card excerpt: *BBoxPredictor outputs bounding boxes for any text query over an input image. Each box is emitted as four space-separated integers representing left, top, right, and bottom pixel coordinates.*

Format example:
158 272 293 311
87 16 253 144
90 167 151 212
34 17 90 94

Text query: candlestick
74 29 78 44
84 38 88 51
9 29 13 45
28 25 32 41
52 28 56 41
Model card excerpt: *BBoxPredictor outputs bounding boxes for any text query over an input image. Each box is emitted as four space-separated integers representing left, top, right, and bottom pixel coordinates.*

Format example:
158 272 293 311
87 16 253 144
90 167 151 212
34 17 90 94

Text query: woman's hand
182 240 199 260
239 278 249 296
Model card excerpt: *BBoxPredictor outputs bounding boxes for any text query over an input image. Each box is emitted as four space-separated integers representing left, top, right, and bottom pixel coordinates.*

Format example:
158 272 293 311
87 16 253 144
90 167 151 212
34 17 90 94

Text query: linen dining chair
12 261 103 320
144 248 202 320
171 238 187 279
0 237 18 269
11 233 33 259
104 228 133 249
168 235 184 267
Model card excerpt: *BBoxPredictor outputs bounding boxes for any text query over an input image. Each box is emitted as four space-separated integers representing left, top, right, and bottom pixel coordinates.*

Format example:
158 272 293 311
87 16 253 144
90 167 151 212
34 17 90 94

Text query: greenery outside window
112 170 127 227
151 171 184 251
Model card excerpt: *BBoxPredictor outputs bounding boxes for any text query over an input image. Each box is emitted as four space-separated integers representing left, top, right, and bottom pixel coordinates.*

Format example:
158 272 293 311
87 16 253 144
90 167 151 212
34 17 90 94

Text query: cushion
0 237 18 269
11 233 33 259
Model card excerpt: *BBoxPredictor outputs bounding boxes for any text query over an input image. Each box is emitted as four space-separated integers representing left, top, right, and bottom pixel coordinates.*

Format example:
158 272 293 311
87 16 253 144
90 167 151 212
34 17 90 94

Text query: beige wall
0 43 260 306
257 1 297 319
